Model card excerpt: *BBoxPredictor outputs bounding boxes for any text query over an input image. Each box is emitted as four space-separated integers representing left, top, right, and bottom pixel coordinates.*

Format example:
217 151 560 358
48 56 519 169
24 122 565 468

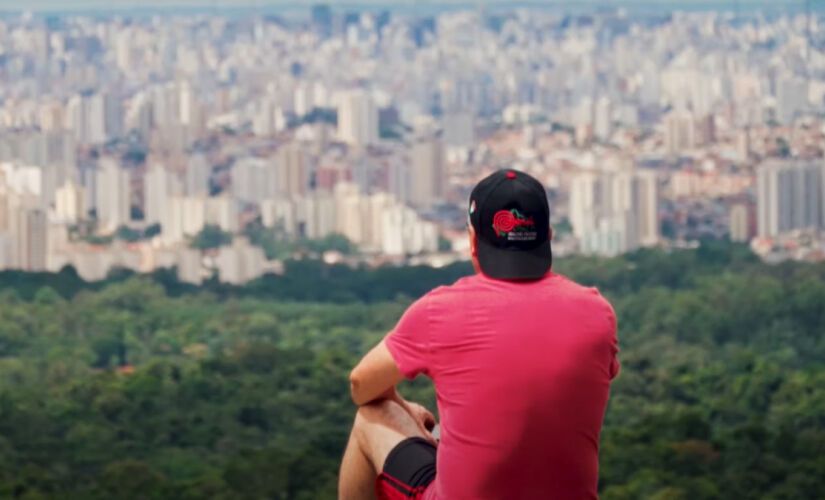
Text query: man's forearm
365 386 438 445
366 386 416 420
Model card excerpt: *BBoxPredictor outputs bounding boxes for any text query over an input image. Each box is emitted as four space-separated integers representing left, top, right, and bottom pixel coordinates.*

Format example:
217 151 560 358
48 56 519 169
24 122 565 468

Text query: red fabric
385 272 619 500
376 473 432 500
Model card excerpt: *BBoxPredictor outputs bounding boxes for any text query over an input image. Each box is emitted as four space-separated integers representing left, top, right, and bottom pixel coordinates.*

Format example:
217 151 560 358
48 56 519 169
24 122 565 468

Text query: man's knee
353 398 405 436
351 398 422 471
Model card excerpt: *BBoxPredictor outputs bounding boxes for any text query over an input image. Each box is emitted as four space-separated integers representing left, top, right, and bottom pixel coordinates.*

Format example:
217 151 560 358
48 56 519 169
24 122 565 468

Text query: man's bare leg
338 398 428 500
339 431 378 500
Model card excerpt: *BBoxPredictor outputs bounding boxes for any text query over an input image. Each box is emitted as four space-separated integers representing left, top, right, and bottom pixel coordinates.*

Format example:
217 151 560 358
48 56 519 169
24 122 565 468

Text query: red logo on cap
493 210 516 236
493 209 536 237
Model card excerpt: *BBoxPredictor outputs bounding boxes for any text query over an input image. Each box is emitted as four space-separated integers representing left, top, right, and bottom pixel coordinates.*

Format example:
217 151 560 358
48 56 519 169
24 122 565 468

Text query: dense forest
0 242 824 499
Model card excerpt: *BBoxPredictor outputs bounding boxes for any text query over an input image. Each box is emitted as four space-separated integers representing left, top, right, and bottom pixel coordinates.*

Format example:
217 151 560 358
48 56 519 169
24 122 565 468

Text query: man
339 169 619 500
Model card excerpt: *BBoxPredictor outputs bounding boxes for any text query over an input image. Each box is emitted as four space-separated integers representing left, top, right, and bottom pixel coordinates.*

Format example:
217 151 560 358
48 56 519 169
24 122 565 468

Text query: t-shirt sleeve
385 295 431 379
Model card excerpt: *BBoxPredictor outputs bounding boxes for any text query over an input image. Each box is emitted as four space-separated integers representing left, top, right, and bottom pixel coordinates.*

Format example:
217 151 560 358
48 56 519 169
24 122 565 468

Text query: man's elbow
349 370 366 406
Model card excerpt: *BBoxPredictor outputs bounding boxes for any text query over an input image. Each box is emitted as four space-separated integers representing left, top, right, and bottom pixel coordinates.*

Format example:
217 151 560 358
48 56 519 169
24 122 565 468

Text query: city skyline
0 2 823 283
0 0 818 14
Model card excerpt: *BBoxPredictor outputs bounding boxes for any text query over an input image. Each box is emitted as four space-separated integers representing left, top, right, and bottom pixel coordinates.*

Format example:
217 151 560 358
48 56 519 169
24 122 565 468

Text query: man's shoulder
418 274 488 306
550 273 614 309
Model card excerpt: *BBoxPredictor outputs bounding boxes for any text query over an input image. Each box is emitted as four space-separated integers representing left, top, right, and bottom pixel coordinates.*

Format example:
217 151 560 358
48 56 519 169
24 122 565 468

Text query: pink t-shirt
385 272 619 500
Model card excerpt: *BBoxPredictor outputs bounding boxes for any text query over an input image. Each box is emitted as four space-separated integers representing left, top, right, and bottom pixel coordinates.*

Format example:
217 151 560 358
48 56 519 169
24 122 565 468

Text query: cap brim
476 238 552 280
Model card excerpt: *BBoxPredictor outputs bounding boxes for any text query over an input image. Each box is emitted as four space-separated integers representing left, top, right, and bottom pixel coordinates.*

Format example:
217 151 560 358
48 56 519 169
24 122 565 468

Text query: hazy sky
0 0 800 11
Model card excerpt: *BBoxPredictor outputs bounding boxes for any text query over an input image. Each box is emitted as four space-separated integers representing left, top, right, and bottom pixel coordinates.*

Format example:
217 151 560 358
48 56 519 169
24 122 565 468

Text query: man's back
386 271 619 500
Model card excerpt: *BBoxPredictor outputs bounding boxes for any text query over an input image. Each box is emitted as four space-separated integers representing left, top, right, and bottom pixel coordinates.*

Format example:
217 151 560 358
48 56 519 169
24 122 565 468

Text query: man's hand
388 390 438 446
407 401 437 433
410 402 438 446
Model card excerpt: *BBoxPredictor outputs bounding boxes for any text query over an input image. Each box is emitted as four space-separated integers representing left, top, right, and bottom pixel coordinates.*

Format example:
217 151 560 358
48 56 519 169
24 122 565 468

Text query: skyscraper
664 110 696 155
776 77 808 126
231 157 277 205
206 195 238 233
162 195 206 244
276 144 307 197
55 181 87 223
261 198 298 235
729 203 754 243
95 158 130 233
594 97 612 142
409 140 445 209
144 164 181 225
15 207 47 271
337 90 378 146
185 154 211 197
66 91 122 145
298 192 336 239
334 182 365 244
757 159 825 238
215 237 267 285
570 168 659 256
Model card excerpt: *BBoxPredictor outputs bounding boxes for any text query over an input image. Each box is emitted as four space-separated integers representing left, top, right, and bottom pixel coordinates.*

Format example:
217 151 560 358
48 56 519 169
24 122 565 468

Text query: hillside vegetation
0 243 823 499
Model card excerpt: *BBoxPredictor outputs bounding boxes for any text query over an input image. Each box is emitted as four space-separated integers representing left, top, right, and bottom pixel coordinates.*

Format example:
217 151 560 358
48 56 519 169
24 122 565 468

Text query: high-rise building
0 232 12 270
125 92 153 140
364 192 395 251
55 181 87 223
162 195 206 244
95 158 131 233
261 198 298 235
737 129 751 162
215 237 267 285
144 164 181 225
634 170 660 247
695 114 716 146
178 81 196 127
294 83 315 117
664 110 696 155
298 192 336 239
729 203 754 243
103 92 124 141
66 91 122 145
409 140 445 209
231 157 277 205
0 162 42 198
388 159 411 204
186 154 211 196
65 94 84 143
151 82 181 129
15 207 47 271
115 30 133 74
276 144 307 196
776 77 808 126
39 101 65 131
334 182 365 244
337 90 378 146
381 204 439 256
757 159 825 238
570 168 659 256
594 97 612 142
206 195 238 233
252 99 287 137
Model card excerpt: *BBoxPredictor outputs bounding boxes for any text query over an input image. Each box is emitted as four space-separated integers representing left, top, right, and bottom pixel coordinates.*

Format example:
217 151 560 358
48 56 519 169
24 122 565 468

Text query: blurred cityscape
0 3 824 284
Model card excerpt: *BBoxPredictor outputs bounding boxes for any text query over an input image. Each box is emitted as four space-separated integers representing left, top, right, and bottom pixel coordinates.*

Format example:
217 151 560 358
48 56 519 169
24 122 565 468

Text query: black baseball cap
468 169 552 280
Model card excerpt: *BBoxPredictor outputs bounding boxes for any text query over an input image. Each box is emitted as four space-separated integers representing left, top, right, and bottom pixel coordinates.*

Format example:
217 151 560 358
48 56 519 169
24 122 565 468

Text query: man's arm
350 337 438 445
349 338 404 406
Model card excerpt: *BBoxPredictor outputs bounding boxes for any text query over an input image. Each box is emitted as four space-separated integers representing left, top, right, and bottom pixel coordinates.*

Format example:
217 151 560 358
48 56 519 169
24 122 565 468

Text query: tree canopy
0 242 823 499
